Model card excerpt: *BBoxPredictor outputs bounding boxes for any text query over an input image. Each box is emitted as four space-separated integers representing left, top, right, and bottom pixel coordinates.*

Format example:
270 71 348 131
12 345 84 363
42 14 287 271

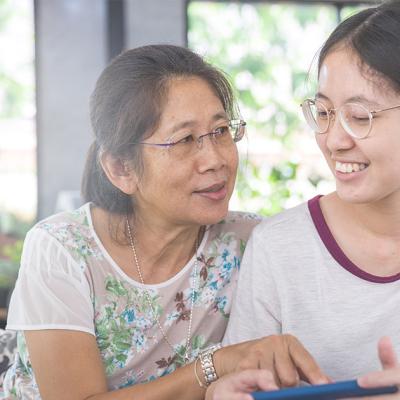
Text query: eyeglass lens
302 100 372 139
168 122 244 160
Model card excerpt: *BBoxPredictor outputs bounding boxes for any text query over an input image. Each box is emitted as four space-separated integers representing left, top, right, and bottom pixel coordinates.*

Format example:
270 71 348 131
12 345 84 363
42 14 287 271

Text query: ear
100 152 138 195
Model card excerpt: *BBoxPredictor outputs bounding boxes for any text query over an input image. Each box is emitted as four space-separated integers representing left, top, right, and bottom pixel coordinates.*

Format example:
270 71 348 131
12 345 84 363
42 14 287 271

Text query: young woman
4 45 326 399
224 0 400 391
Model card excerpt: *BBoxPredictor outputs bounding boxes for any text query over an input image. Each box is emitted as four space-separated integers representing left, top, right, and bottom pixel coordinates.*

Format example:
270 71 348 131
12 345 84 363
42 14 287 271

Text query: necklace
126 217 199 364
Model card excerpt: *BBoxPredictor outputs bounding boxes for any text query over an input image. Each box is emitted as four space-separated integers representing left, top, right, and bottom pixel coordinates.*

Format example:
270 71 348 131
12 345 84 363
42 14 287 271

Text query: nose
196 135 226 172
325 112 355 152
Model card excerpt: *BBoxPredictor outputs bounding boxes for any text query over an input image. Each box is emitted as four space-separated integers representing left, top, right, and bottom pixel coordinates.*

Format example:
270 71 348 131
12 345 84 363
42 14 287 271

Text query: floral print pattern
4 204 261 397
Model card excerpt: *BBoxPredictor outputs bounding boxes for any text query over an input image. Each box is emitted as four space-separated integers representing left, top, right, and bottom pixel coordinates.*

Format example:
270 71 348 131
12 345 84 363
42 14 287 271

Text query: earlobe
100 152 138 195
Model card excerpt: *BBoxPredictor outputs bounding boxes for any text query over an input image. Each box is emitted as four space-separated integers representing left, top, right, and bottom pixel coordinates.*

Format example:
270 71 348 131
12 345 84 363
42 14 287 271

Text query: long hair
318 0 400 92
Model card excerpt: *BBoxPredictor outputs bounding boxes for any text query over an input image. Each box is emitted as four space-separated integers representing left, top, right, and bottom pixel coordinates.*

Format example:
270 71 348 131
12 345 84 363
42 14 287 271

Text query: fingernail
315 377 330 385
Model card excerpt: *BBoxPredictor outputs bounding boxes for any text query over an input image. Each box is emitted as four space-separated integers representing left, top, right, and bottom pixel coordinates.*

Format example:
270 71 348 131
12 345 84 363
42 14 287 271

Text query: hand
214 334 329 388
205 369 278 400
358 336 400 398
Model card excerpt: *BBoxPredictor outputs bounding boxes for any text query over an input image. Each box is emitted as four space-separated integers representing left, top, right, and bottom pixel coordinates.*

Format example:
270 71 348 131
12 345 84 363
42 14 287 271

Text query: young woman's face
316 49 400 205
133 77 239 227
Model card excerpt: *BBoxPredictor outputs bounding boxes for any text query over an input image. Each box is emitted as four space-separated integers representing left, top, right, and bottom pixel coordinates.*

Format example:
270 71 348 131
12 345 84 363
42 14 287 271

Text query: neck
125 212 203 282
327 192 400 239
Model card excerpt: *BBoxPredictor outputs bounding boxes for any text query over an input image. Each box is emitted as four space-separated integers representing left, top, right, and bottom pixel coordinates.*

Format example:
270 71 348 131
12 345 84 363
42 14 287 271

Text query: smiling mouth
335 161 369 174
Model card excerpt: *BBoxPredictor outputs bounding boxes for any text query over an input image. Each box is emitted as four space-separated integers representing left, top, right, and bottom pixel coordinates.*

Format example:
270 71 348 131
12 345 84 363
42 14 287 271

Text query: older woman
4 45 326 399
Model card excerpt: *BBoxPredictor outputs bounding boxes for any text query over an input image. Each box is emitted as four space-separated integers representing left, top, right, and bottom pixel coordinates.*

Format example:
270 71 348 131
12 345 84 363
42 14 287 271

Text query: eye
213 125 230 136
174 134 194 145
316 109 329 119
351 115 370 121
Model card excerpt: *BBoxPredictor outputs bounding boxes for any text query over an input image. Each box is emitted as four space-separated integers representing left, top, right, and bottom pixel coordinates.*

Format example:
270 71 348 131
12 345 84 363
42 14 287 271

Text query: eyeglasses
301 98 400 139
131 119 246 160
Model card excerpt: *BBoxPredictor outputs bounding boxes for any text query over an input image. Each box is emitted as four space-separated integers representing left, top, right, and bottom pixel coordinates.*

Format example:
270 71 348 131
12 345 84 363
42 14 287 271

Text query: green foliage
2 240 23 264
0 0 34 118
0 211 32 238
0 241 22 288
188 2 339 215
341 5 368 20
0 212 32 289
0 71 30 118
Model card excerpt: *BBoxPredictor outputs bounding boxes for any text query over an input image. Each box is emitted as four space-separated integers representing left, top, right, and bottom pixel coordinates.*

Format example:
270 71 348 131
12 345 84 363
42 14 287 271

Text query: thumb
378 336 398 370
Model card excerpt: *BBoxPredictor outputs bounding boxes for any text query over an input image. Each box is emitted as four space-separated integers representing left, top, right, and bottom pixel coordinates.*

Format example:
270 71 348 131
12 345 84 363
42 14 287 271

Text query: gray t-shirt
224 195 400 381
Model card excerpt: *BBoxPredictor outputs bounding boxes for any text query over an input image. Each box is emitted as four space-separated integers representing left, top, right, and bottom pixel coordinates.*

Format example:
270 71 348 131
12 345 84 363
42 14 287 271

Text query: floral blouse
4 203 260 399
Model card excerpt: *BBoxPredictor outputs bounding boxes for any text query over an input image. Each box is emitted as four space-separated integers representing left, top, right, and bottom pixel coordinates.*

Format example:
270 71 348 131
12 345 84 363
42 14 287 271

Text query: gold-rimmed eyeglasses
131 119 246 160
301 98 400 139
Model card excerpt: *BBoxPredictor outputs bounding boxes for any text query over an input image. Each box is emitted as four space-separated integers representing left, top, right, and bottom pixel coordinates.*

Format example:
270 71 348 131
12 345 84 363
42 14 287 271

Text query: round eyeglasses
301 98 400 139
131 119 246 160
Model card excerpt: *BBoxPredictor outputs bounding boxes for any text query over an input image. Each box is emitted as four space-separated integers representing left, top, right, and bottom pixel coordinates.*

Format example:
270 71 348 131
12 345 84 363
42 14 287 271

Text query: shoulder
210 211 263 241
201 211 262 260
252 201 313 243
23 203 98 269
34 203 91 240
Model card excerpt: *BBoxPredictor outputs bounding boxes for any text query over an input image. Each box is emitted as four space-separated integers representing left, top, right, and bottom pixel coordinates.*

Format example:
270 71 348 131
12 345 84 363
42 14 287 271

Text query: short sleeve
222 225 281 346
6 228 95 335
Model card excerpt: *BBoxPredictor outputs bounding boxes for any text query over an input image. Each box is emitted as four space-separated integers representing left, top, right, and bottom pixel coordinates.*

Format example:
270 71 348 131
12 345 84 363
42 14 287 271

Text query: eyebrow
315 92 381 107
169 112 228 134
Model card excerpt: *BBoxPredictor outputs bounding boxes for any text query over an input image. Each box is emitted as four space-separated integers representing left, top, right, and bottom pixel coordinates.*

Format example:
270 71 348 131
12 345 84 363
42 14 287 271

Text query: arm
207 338 400 400
20 226 327 399
25 329 206 400
13 229 205 400
25 329 329 400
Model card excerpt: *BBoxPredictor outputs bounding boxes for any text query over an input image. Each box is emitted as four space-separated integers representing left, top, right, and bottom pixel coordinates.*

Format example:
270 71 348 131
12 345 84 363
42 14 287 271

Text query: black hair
318 0 400 92
81 44 237 215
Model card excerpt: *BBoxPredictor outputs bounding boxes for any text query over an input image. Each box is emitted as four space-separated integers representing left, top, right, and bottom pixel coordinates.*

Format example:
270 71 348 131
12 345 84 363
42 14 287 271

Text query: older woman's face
133 77 239 227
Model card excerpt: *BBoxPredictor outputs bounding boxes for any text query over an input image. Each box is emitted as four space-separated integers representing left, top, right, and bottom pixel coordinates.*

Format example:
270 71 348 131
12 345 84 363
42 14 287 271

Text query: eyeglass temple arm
372 104 400 114
130 142 172 147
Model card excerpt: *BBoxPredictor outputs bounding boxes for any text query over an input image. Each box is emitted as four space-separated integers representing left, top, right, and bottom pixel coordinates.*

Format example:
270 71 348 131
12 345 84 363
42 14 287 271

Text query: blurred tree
0 0 33 118
0 0 34 300
188 2 343 215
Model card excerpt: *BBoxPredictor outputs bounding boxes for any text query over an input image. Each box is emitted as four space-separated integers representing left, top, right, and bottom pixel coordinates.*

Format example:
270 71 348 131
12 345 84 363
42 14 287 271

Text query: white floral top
4 203 260 399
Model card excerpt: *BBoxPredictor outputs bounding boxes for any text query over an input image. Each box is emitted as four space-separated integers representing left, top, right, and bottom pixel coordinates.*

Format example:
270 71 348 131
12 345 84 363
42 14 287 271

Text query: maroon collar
308 195 400 283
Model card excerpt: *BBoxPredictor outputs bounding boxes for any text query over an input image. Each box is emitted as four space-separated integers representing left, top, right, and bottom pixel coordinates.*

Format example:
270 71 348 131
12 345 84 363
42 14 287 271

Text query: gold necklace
126 218 199 364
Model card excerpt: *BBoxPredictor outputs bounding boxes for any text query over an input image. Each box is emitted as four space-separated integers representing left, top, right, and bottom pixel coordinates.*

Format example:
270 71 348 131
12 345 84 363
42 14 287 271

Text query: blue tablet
252 379 398 400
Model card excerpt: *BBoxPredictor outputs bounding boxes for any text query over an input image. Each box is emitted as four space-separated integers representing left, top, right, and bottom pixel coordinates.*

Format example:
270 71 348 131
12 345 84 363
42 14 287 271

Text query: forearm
26 330 209 400
86 362 206 400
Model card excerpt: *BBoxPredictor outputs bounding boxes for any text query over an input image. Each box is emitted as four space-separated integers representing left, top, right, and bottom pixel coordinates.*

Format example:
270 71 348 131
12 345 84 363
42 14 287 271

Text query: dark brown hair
318 0 400 92
81 44 237 215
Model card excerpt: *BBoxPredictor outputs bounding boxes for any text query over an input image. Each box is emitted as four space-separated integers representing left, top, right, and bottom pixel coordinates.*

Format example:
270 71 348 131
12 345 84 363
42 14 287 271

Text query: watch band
199 343 222 386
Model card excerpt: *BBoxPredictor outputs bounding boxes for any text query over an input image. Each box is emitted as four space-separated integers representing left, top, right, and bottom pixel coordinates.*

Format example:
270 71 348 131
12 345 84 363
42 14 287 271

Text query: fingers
285 335 330 385
236 369 279 392
270 337 299 387
378 337 399 370
215 394 253 400
361 395 399 400
358 369 400 389
235 343 280 386
235 335 329 387
208 370 277 400
358 337 400 398
236 349 263 371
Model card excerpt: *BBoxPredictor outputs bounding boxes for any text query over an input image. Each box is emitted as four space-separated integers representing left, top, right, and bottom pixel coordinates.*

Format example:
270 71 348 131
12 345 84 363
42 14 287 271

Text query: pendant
184 352 190 364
